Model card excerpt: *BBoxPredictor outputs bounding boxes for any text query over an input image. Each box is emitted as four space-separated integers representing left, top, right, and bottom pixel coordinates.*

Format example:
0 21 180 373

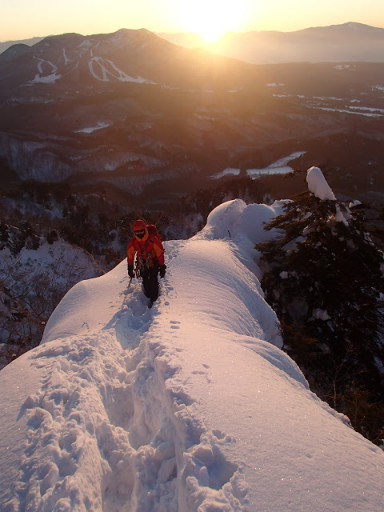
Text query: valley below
0 29 383 207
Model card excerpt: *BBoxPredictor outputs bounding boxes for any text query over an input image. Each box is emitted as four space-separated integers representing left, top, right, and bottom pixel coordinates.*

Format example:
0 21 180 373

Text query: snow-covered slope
0 239 103 368
1 199 383 512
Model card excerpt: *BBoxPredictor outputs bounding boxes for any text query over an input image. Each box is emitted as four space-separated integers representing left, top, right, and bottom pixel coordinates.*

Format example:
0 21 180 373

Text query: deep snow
1 190 384 511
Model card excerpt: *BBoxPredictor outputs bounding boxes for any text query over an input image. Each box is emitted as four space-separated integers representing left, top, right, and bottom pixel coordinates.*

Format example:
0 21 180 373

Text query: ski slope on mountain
0 197 384 512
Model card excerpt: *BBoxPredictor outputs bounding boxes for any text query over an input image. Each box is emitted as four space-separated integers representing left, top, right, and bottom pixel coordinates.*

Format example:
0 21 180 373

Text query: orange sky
1 0 383 41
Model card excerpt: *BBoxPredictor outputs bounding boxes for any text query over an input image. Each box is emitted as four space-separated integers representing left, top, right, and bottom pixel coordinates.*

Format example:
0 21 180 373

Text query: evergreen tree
257 191 384 443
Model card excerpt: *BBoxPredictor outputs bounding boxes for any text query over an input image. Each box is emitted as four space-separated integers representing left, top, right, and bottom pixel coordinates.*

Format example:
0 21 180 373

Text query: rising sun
179 0 248 43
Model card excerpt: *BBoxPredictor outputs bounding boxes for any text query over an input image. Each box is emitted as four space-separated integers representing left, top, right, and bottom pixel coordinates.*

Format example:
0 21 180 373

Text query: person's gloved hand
128 265 134 279
159 265 166 278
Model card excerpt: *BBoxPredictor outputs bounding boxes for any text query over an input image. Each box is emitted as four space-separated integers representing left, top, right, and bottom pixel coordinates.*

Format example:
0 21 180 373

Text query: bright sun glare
179 0 248 43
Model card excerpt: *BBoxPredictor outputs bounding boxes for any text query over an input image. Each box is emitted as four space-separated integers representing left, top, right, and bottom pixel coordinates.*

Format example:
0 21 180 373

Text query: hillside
1 197 383 511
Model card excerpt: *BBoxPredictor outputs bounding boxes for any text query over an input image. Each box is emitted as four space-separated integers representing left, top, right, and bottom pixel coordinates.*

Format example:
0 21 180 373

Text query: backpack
147 224 162 242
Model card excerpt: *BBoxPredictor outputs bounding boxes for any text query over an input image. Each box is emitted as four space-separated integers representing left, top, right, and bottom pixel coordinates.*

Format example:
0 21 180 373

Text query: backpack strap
134 237 157 273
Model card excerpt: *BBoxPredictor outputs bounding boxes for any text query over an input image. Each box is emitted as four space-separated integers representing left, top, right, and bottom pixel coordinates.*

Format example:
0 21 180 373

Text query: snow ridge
7 246 252 511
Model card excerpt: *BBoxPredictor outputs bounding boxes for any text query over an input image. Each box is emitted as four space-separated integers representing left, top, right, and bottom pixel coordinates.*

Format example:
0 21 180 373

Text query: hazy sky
1 0 383 42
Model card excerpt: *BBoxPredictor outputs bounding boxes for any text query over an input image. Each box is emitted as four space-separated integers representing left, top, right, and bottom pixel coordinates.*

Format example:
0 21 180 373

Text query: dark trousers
141 267 159 303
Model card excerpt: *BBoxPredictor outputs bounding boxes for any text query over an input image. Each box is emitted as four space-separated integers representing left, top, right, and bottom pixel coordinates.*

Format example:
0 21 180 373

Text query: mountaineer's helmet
133 219 147 240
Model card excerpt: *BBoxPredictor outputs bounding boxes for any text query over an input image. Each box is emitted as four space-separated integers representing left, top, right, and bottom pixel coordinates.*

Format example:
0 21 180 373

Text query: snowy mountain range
0 27 383 204
0 29 258 185
1 172 383 511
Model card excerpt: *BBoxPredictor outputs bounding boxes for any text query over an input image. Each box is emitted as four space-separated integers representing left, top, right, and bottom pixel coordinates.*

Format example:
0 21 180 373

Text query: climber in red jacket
127 219 166 306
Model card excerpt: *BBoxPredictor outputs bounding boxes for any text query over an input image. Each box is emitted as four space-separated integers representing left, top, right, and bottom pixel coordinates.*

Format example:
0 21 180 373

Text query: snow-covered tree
257 167 384 443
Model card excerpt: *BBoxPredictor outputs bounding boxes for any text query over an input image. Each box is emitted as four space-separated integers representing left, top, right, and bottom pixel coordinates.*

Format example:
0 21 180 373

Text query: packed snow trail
0 199 384 512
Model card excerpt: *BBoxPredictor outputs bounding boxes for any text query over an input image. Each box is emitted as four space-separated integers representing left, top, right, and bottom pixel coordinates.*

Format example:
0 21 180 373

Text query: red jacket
127 232 165 268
